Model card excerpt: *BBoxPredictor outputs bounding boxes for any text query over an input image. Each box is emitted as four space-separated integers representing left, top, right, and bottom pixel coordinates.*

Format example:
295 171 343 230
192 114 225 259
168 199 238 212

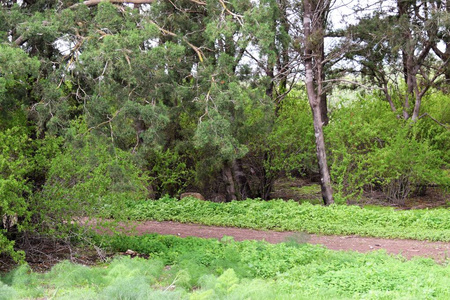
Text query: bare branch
148 21 205 62
149 21 177 37
418 113 450 130
13 20 51 46
86 109 122 133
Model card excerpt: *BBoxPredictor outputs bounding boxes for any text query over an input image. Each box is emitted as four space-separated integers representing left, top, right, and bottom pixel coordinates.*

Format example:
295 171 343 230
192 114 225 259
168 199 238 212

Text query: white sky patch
330 0 397 29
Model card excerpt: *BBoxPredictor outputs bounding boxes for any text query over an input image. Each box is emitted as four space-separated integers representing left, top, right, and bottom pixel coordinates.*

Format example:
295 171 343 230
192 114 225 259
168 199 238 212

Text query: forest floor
119 220 450 262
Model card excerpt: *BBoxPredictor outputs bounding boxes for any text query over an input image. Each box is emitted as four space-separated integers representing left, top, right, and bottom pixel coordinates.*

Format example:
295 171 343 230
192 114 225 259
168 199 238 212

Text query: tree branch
69 0 156 9
69 0 206 9
418 113 450 130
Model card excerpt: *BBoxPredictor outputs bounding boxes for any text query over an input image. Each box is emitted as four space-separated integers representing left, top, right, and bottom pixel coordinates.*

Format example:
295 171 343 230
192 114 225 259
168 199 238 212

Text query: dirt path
123 221 450 262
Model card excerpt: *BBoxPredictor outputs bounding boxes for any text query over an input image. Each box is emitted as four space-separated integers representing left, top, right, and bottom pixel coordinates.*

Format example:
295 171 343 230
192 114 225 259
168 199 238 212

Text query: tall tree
302 0 334 205
347 0 449 122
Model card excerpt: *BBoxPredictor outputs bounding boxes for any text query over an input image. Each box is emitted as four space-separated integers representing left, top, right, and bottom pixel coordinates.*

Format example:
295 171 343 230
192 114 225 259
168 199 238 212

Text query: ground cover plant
1 234 449 299
128 197 450 241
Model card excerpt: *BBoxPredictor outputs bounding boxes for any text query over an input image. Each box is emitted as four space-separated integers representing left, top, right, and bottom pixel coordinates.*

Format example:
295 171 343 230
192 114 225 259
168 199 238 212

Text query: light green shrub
326 96 449 203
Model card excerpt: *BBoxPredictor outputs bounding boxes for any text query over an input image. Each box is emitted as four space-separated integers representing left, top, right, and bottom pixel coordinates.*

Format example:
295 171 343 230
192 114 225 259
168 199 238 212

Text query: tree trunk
222 164 237 202
320 92 329 125
260 152 274 200
303 0 334 205
319 40 329 125
310 101 334 205
232 159 253 200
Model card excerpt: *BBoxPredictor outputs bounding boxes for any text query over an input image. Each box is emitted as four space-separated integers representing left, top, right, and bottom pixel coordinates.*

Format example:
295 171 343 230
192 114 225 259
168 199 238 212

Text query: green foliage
266 89 316 177
0 257 182 299
129 197 450 241
36 130 149 237
326 96 449 203
0 126 34 261
0 45 40 128
2 0 450 267
3 234 450 299
418 91 450 163
147 149 193 198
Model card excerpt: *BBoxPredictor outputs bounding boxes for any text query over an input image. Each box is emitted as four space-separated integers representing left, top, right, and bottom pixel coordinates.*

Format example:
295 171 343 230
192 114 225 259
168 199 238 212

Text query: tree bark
222 164 237 202
303 0 334 205
319 38 329 125
232 159 252 200
310 100 334 205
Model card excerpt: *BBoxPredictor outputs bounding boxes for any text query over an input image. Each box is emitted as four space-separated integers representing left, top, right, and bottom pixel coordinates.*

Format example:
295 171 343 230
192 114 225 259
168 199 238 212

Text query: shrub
326 96 449 204
2 235 450 299
265 89 316 178
36 131 149 237
0 126 35 261
146 148 194 198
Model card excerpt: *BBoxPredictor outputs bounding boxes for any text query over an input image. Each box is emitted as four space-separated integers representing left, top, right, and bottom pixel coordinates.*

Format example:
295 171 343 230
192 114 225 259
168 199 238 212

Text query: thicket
0 121 148 261
326 92 450 204
252 89 450 204
129 197 450 241
1 234 449 299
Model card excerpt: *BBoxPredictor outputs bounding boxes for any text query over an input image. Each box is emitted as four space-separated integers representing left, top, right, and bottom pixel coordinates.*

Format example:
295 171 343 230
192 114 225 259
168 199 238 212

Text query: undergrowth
128 197 450 241
1 234 450 299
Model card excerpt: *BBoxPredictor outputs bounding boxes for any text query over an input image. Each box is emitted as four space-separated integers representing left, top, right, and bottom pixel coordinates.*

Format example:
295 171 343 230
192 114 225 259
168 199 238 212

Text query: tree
301 0 334 205
347 0 449 122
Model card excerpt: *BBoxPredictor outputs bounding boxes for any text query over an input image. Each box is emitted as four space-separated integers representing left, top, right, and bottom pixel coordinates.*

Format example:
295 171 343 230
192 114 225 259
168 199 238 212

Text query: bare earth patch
126 221 450 262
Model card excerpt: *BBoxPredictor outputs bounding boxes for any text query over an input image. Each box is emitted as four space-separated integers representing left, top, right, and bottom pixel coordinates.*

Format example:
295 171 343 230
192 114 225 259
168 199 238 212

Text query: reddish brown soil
124 221 450 262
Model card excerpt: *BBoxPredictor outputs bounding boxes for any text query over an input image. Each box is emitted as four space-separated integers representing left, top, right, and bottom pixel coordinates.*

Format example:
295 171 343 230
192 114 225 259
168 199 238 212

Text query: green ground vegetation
1 234 449 299
128 197 450 241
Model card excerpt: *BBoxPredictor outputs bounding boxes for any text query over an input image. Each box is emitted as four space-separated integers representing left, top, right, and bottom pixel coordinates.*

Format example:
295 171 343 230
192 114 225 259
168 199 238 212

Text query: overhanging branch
70 0 156 9
69 0 206 9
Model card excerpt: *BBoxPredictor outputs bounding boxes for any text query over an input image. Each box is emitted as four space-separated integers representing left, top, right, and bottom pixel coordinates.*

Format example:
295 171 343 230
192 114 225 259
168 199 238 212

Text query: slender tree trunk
303 0 334 205
319 42 329 125
310 101 334 205
266 66 275 98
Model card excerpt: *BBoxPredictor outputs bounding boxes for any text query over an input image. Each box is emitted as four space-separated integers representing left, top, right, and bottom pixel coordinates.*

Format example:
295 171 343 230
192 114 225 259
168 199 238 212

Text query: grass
1 234 450 299
127 196 450 241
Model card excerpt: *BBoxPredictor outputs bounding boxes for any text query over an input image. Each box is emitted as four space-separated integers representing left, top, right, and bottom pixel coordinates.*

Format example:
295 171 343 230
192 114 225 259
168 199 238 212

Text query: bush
2 234 450 299
326 96 449 204
265 89 316 177
0 118 149 261
146 148 194 198
0 126 35 261
36 131 149 237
